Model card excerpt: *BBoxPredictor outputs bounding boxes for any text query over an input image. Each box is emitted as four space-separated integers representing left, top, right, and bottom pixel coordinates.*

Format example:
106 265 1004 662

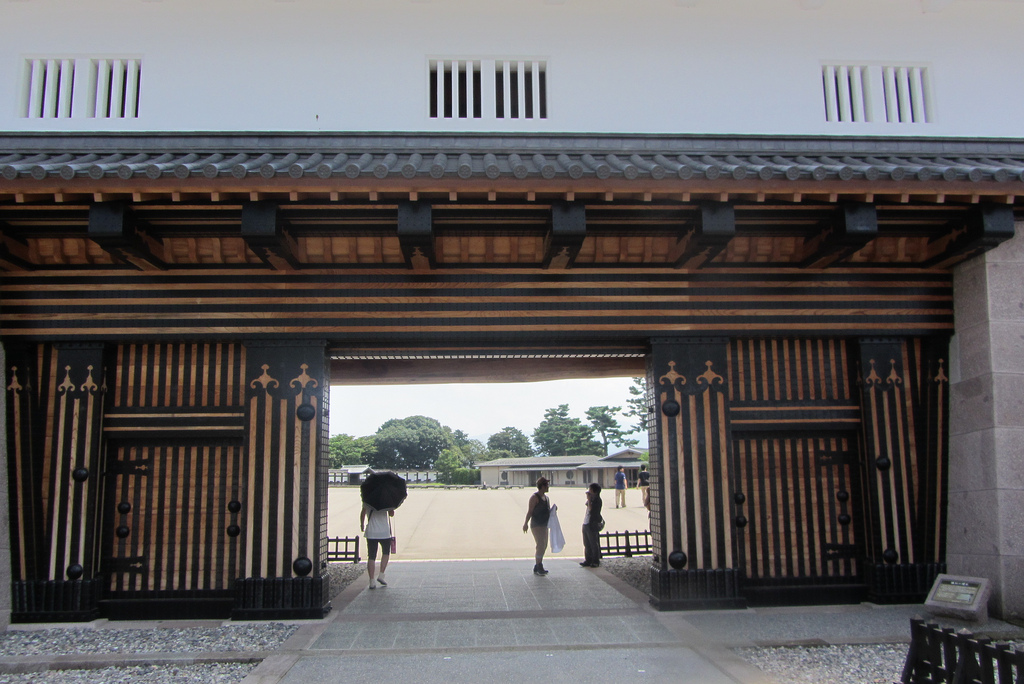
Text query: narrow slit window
429 60 483 120
430 57 547 122
90 58 142 119
823 63 930 124
21 58 76 118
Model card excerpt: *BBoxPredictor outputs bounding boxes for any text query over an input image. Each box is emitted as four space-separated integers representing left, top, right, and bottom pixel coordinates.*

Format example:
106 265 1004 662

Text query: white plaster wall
0 0 1022 135
949 223 1024 620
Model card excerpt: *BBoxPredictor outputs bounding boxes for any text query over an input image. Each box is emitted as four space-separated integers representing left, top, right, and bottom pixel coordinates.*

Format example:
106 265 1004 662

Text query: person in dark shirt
580 483 603 567
522 477 552 575
637 464 650 508
613 466 627 508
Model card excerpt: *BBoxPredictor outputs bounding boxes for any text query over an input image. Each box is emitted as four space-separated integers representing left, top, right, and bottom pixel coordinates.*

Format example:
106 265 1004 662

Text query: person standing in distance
580 483 603 568
637 464 650 508
360 503 394 590
613 466 627 508
522 477 552 575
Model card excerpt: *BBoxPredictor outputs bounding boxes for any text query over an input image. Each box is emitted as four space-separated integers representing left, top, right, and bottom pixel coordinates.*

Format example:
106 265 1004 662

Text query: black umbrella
360 471 408 511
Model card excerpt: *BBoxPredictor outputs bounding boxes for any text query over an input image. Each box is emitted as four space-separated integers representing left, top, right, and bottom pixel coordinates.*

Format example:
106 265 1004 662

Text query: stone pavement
246 558 762 684
240 557 1024 684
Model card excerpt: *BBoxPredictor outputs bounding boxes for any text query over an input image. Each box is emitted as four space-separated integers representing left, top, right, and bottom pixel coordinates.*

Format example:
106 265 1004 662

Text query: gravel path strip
0 563 367 684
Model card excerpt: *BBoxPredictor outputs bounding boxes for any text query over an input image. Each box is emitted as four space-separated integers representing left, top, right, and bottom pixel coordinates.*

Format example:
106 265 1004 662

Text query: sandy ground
328 485 651 560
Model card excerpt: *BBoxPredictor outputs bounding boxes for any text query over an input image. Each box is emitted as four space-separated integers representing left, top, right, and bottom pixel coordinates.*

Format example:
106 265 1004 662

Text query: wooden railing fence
599 529 651 558
901 617 1024 684
326 536 361 563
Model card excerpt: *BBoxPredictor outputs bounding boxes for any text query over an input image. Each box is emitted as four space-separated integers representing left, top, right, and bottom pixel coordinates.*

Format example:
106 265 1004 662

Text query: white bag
548 505 565 553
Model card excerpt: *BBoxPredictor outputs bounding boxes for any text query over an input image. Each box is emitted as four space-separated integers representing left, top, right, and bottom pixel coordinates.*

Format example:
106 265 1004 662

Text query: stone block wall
949 223 1024 619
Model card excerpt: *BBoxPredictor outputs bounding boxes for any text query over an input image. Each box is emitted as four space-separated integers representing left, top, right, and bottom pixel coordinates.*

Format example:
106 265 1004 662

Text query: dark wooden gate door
100 441 242 618
732 433 864 605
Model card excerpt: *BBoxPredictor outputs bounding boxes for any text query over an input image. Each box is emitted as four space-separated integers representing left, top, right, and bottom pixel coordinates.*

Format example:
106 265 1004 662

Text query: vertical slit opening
443 65 452 118
472 65 482 119
495 64 505 118
37 62 49 118
134 63 142 118
509 68 519 119
524 68 534 119
457 63 467 118
104 62 115 118
429 63 438 118
538 66 547 118
120 64 129 118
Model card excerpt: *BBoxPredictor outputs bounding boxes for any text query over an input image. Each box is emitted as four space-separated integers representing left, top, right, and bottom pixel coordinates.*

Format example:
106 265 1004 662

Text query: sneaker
368 583 376 590
377 576 387 586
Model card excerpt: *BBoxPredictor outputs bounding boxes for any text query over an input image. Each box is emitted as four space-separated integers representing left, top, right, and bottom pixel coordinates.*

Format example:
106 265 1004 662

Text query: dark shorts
367 537 392 560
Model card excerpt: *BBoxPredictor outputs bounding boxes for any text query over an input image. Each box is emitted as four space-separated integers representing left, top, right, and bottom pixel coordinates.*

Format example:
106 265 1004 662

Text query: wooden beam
543 201 587 269
397 200 434 271
88 202 166 271
330 356 646 385
240 201 299 271
0 223 33 271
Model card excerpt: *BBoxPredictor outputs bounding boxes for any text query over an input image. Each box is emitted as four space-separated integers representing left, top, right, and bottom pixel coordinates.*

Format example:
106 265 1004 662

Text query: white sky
329 376 647 448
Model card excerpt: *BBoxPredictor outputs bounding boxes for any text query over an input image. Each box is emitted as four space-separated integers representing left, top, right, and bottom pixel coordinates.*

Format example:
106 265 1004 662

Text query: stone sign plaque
924 574 991 622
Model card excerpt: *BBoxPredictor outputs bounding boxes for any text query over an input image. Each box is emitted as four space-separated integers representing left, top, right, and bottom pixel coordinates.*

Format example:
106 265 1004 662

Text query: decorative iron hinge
106 460 151 476
822 544 858 561
102 556 146 573
817 451 856 467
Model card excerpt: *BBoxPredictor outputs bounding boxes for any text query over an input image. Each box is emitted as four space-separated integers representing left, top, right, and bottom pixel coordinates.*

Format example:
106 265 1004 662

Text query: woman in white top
360 503 394 590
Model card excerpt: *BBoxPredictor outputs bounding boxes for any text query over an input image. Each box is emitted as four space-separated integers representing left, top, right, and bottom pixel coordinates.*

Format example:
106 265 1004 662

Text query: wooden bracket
543 201 587 269
799 203 878 269
88 202 167 271
397 201 435 271
923 204 1016 269
673 202 735 269
241 201 299 271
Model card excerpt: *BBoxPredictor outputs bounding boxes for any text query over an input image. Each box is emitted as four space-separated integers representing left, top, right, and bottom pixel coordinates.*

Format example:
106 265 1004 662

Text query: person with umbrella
360 471 408 591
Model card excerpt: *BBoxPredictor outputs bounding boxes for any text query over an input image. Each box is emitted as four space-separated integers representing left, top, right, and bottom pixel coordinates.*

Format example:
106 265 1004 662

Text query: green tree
623 376 649 435
585 405 638 456
532 404 601 457
374 415 453 470
487 426 534 458
459 439 487 467
435 446 468 483
327 433 376 468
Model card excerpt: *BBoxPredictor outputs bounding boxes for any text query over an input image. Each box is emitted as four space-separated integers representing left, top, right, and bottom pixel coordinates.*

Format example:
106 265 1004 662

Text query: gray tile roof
477 455 603 468
2 133 1024 184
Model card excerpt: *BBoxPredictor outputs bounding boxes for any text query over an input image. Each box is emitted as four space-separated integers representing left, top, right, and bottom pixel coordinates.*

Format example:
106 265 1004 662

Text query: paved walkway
239 559 1024 684
248 558 761 684
4 558 1023 683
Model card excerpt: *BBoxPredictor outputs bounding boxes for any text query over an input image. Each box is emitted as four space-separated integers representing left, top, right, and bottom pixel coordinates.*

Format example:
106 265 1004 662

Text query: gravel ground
0 663 257 684
0 623 297 656
736 644 906 684
0 564 368 684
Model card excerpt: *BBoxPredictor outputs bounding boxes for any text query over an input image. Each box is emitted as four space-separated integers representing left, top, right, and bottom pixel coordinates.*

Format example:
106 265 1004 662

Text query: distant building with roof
478 448 647 488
